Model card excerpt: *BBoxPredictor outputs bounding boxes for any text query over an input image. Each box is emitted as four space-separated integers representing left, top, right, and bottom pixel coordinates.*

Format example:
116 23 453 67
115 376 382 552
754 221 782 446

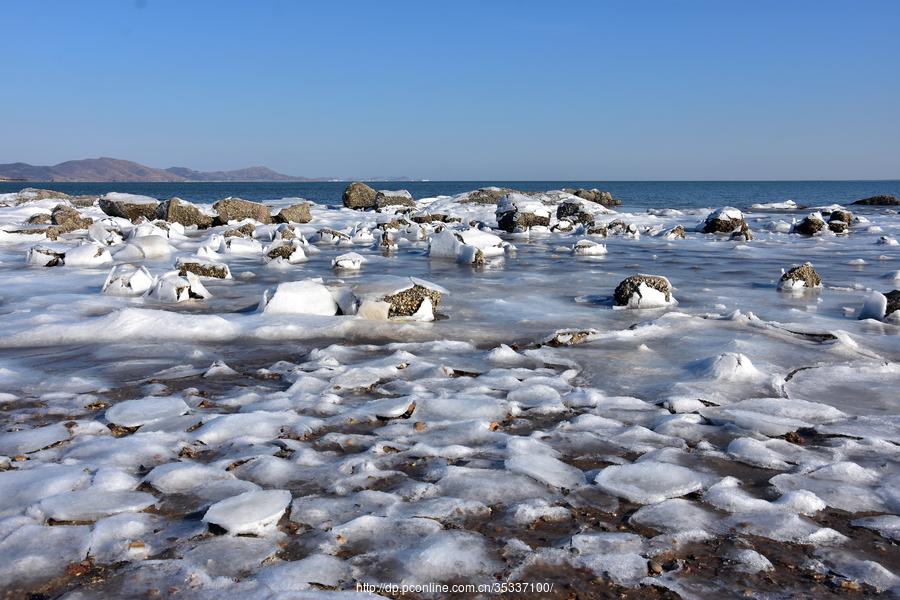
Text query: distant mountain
0 157 323 182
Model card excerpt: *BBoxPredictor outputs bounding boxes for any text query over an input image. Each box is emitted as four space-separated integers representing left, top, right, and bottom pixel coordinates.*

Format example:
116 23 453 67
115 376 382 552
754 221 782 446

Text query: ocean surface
1 180 898 210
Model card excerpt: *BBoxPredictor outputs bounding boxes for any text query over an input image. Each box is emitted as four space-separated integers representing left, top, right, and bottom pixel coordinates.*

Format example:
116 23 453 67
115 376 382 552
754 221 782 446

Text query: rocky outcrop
176 258 231 279
613 274 674 308
778 262 822 291
223 223 256 238
793 213 826 235
213 197 271 225
15 188 71 204
273 203 312 224
26 213 51 225
496 194 551 232
852 195 899 206
384 283 443 318
98 194 159 222
556 199 595 225
563 188 620 206
156 198 214 228
826 209 852 234
702 208 746 235
342 182 377 210
375 190 416 209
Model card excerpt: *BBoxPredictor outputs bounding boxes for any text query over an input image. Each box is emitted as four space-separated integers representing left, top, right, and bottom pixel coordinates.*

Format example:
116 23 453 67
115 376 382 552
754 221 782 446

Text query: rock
428 228 509 265
778 262 822 291
176 258 232 279
265 241 307 264
663 225 686 240
273 203 312 224
15 188 72 204
70 196 98 208
213 197 271 225
606 219 640 237
572 239 607 255
731 222 753 241
224 223 256 238
793 213 826 235
563 188 620 206
859 290 900 322
98 193 159 222
495 193 551 232
828 209 853 224
342 182 377 210
852 195 899 206
411 212 461 224
461 187 519 205
556 199 596 225
613 274 674 309
702 207 746 234
586 223 608 236
543 328 600 346
887 290 900 320
26 213 51 225
155 197 213 228
375 190 416 209
26 245 66 267
357 277 448 321
48 205 93 239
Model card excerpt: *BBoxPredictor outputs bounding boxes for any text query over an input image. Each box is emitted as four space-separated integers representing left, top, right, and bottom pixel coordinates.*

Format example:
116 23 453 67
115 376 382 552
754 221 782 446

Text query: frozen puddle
0 186 898 598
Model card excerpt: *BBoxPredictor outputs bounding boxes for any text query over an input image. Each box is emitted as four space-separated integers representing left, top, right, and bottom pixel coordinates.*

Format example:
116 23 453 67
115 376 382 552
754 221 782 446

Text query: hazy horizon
4 0 899 180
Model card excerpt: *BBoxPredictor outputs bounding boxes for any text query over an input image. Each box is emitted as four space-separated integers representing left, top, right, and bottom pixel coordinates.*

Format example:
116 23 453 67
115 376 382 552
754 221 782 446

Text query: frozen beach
0 183 898 598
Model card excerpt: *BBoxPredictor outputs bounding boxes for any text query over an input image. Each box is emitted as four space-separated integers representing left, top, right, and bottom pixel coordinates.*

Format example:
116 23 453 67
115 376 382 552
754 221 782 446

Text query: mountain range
0 158 326 182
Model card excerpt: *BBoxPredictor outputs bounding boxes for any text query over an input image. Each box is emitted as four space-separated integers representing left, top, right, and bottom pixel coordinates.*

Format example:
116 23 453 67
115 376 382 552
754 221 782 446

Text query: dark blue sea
1 180 897 211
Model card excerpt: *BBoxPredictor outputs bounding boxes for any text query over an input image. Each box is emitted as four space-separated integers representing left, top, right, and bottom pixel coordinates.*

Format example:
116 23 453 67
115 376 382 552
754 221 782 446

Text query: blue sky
3 0 899 180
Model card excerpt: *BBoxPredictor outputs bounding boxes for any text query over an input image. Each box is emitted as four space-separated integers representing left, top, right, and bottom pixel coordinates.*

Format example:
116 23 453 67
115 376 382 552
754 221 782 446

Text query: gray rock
213 197 272 225
793 214 825 235
156 198 213 228
886 290 900 318
342 182 377 210
273 203 312 224
46 205 93 240
556 199 595 225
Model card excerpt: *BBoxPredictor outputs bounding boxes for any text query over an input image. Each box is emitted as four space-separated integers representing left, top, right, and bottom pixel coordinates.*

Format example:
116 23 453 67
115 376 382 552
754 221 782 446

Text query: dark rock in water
266 244 296 261
375 190 416 209
828 209 853 224
342 182 377 210
99 196 159 223
384 284 442 318
886 290 900 318
779 262 822 290
606 219 639 236
563 188 620 206
223 223 256 238
702 207 745 234
461 187 519 205
273 203 312 224
613 274 672 306
852 195 899 206
213 197 271 225
586 223 609 236
496 195 551 232
176 259 231 279
793 213 825 235
556 199 595 225
156 197 213 228
828 221 848 234
26 213 51 225
730 222 753 241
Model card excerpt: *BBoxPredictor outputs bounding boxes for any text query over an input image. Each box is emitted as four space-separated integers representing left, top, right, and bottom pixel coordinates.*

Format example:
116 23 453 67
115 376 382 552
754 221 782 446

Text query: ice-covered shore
0 185 898 598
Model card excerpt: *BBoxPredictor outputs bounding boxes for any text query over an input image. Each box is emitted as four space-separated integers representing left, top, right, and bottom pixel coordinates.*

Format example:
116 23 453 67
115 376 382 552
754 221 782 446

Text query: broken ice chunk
202 489 291 535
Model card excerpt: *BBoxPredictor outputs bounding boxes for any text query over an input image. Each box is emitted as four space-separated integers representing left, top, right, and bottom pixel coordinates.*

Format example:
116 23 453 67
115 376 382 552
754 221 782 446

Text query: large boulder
156 197 214 228
702 207 746 234
613 274 675 309
15 188 71 204
375 190 416 209
852 195 899 206
342 182 377 210
98 193 159 222
826 209 852 234
495 193 551 232
778 262 822 291
273 203 312 224
213 197 271 225
793 213 826 235
563 188 620 206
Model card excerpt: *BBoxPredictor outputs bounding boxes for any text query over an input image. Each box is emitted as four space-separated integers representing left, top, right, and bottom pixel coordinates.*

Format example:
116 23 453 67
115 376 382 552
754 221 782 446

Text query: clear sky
3 0 899 180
